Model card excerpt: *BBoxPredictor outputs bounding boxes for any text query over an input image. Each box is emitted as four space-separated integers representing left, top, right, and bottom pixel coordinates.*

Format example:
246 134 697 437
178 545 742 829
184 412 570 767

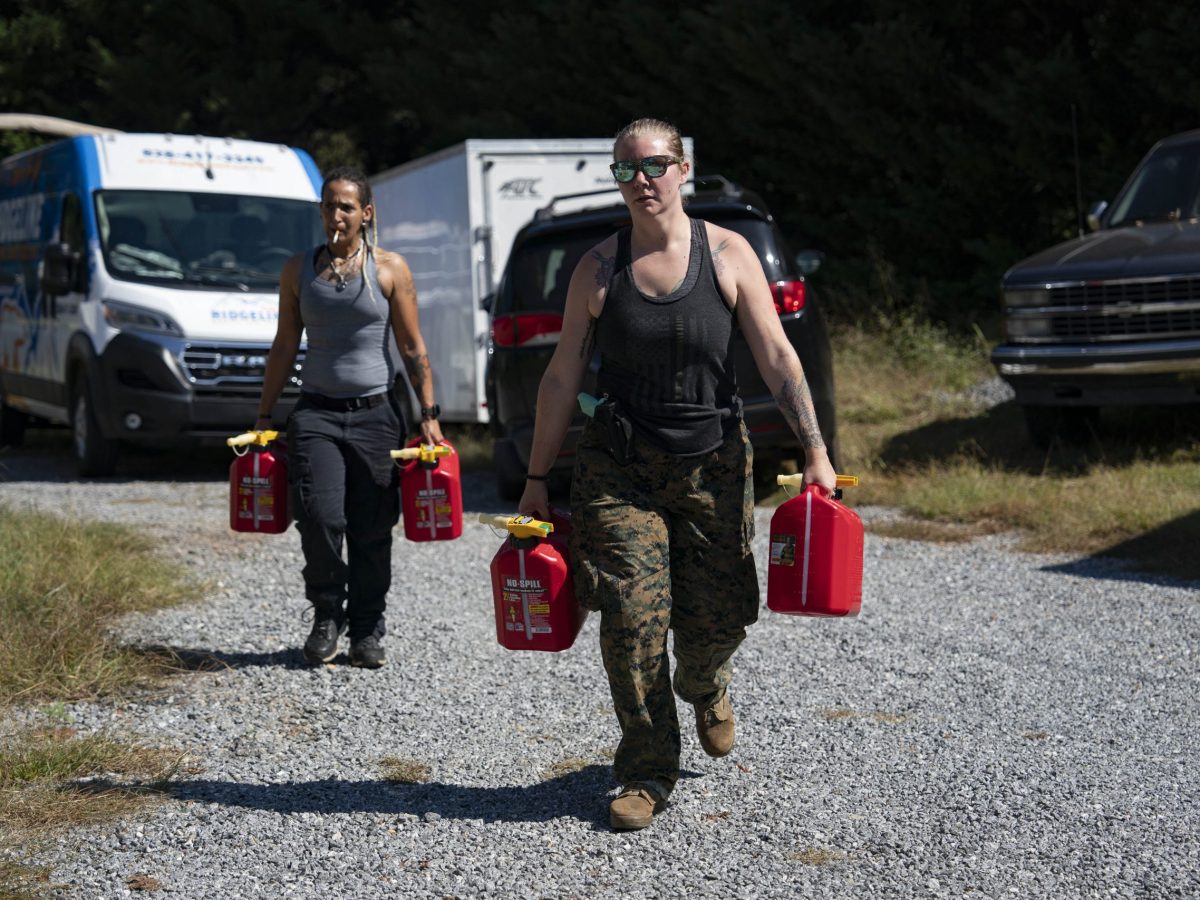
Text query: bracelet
526 473 549 482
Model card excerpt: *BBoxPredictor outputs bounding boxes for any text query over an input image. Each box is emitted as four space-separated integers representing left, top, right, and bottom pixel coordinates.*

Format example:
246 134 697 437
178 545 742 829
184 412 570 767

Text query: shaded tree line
2 1 1197 328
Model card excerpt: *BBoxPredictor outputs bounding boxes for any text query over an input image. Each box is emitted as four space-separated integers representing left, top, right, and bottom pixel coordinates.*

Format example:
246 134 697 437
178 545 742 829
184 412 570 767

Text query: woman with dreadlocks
255 166 443 669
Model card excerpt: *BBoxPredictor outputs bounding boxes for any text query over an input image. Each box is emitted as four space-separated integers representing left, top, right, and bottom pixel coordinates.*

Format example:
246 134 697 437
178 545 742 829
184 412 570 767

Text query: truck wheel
71 375 119 477
0 401 26 447
493 438 526 503
1022 406 1099 449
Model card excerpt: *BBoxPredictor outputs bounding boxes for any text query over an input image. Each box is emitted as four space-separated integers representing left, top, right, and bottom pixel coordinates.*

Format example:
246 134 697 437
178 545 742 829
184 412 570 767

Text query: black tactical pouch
593 396 637 466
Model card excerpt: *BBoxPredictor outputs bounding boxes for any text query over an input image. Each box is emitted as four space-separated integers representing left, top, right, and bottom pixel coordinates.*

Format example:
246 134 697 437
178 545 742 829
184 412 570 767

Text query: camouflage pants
569 419 759 797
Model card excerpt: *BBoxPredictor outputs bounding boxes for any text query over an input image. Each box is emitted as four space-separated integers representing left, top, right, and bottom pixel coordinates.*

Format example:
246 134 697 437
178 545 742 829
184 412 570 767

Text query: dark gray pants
287 395 403 640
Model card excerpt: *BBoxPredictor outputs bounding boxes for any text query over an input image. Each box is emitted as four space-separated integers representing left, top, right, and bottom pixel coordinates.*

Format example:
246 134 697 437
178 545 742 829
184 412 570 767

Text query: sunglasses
610 155 684 183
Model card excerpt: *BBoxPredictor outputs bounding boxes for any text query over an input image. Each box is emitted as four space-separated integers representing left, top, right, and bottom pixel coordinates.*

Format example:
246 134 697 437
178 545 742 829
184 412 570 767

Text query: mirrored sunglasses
610 155 683 184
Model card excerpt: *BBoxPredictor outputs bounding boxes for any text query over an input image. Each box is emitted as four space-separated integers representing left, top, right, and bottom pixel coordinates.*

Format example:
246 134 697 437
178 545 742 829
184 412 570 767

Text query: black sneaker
303 612 346 664
349 635 386 669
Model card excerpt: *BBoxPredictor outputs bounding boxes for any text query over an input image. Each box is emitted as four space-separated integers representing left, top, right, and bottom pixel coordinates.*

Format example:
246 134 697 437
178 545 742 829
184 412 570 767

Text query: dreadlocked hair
321 166 381 309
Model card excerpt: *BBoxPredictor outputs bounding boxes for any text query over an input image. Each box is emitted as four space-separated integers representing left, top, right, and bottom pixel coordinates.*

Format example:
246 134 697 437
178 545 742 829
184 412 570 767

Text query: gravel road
1 437 1197 899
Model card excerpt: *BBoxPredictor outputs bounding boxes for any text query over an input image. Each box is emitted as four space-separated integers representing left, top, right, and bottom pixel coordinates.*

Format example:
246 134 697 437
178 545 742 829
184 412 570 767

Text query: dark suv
484 177 838 501
992 129 1200 445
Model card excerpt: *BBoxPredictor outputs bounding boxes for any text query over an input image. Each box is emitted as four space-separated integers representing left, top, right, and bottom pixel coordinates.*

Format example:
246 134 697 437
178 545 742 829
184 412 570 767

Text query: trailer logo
498 179 542 199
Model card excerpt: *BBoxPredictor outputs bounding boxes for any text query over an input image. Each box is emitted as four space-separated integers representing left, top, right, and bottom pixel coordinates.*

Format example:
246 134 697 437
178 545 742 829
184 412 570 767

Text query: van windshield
1107 142 1200 228
96 190 322 290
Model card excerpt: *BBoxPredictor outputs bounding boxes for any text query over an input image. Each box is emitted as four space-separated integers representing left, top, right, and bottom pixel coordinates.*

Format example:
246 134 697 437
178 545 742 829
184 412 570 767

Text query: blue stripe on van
74 136 102 239
294 148 323 196
76 135 101 189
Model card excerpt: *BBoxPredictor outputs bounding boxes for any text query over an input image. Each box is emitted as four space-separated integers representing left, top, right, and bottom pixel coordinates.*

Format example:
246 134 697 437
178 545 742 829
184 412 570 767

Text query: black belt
301 391 389 412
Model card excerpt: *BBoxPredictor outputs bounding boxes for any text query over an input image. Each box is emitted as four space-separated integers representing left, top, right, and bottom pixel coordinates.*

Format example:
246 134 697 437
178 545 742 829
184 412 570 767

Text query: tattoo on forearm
592 251 614 288
580 316 597 359
774 375 826 451
711 239 730 277
403 352 430 391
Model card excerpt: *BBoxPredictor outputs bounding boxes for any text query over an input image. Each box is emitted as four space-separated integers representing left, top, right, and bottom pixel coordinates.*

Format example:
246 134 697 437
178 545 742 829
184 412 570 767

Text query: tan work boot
609 785 665 830
695 692 735 757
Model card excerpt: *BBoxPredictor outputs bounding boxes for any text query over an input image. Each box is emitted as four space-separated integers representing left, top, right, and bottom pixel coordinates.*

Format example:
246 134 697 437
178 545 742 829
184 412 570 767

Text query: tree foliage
1 0 1196 326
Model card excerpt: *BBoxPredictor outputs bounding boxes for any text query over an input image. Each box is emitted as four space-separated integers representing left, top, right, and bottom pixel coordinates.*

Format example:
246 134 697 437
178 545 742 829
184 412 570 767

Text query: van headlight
103 300 183 337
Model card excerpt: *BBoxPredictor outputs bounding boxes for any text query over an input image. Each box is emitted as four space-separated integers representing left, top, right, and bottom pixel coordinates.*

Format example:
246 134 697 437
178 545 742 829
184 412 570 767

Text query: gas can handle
390 443 452 463
776 473 858 489
228 430 279 455
476 512 554 539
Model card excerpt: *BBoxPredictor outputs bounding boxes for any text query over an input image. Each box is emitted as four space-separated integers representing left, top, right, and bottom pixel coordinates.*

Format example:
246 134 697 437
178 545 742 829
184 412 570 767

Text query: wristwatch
420 403 440 420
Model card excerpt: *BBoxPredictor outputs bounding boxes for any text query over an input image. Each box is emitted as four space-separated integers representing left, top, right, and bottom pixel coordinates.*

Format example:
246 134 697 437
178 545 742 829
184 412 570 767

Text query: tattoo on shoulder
773 375 826 451
580 316 597 360
592 251 614 289
711 238 731 277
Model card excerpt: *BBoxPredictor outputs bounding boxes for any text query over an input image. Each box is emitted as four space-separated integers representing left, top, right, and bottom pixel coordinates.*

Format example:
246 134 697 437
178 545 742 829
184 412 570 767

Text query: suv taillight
491 313 564 348
772 280 806 315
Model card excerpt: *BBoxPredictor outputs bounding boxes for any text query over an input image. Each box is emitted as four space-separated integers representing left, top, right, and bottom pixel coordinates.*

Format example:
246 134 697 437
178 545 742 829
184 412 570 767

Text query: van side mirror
41 243 82 295
480 291 495 312
1086 200 1108 232
795 249 825 276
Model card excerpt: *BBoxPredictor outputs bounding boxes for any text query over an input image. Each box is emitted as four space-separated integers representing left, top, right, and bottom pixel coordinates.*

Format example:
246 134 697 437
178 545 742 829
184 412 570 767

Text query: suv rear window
499 214 788 315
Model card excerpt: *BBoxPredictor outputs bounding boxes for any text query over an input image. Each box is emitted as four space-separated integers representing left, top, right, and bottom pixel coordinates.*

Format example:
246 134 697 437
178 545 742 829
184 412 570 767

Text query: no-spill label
770 533 797 567
502 576 553 634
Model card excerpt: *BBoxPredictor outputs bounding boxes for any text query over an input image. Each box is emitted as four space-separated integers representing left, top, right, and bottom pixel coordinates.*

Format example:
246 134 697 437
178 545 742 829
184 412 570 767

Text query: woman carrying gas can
518 118 836 830
255 167 443 669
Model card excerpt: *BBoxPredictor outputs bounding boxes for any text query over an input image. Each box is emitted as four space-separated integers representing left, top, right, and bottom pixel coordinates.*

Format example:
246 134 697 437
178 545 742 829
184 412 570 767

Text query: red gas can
392 440 463 542
483 510 587 652
767 475 863 617
227 430 290 534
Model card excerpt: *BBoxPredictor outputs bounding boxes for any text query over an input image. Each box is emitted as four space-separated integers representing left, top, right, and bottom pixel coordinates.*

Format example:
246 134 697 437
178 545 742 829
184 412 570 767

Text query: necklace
325 241 364 292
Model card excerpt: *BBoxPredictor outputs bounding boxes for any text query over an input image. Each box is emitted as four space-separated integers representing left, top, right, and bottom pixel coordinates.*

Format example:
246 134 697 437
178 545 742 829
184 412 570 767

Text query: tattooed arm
380 249 444 444
517 236 615 518
704 222 836 490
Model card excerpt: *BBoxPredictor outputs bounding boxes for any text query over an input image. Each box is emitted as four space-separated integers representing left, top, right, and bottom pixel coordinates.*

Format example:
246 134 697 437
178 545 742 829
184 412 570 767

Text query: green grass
0 504 199 707
820 315 1200 581
0 506 200 896
0 726 182 896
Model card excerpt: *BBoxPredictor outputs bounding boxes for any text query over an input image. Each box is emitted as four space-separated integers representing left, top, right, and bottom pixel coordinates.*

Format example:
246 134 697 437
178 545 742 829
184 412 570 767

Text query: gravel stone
0 442 1197 898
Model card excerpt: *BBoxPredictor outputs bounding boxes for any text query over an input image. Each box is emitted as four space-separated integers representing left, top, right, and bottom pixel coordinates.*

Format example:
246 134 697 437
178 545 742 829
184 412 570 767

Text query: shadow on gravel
0 432 232 484
170 767 617 827
1039 509 1200 587
141 645 311 671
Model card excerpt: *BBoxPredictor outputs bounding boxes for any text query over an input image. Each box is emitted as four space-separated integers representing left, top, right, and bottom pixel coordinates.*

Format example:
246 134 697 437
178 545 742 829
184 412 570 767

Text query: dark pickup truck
992 129 1200 445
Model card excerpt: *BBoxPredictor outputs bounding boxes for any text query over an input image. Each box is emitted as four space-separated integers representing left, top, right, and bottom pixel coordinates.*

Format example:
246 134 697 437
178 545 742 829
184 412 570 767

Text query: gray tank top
596 217 742 456
298 246 394 399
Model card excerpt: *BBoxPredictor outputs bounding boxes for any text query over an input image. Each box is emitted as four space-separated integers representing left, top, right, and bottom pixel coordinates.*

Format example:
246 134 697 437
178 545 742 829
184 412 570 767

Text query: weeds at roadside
0 505 200 707
0 506 200 896
0 729 182 831
812 315 1200 582
787 847 847 865
0 727 181 897
380 757 431 784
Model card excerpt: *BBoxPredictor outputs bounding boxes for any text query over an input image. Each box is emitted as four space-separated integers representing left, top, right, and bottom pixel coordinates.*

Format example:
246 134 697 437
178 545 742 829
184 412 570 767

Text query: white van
0 131 322 474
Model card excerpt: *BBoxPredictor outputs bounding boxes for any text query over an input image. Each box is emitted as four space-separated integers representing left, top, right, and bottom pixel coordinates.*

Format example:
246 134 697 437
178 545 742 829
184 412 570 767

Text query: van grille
181 344 304 398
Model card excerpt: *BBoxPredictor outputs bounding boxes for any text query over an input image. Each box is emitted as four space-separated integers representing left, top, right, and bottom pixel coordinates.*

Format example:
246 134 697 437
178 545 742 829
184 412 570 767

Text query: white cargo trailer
369 138 693 424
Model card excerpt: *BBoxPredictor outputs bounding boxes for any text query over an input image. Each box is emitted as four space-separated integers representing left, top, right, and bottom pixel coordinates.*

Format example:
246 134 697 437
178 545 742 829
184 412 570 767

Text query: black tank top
596 217 742 456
